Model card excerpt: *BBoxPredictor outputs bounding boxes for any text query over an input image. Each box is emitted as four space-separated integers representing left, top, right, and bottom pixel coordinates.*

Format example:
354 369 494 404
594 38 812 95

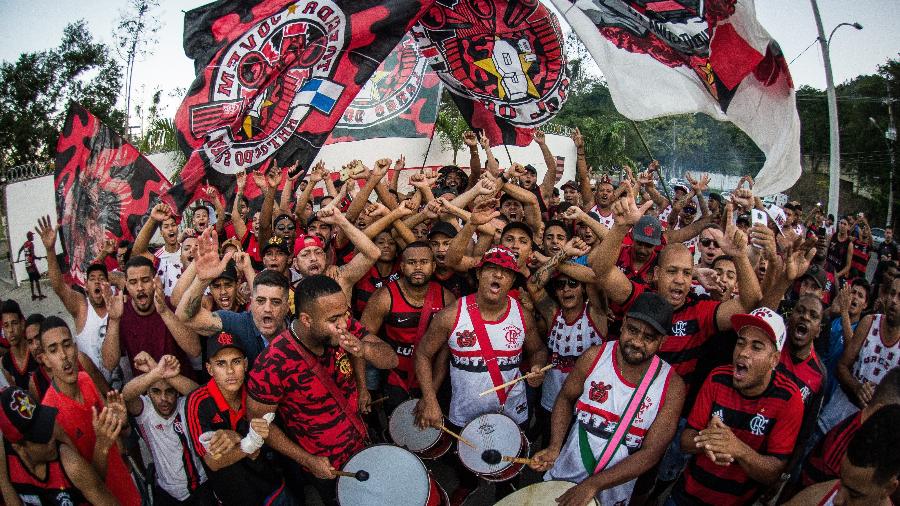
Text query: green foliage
434 91 469 164
0 21 123 168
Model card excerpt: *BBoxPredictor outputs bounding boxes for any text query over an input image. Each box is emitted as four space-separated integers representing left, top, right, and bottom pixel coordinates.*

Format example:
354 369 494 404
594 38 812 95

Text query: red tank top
6 442 87 505
381 281 445 391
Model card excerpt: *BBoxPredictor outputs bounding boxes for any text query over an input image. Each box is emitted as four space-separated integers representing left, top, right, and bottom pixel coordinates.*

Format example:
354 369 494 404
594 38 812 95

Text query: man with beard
414 246 548 504
819 277 900 433
361 242 455 409
670 308 803 505
39 317 142 505
101 256 200 378
0 387 118 505
123 353 212 505
1 301 38 390
617 215 664 286
133 203 188 296
247 275 397 505
176 229 291 366
427 222 472 299
37 216 115 382
531 293 685 506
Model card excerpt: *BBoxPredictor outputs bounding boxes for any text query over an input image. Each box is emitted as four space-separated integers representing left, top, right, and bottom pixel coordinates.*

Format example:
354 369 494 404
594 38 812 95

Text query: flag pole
629 119 672 202
503 144 513 166
421 126 437 170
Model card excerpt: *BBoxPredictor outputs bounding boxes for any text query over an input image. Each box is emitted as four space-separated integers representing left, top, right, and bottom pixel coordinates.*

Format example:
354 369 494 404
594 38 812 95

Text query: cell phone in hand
751 209 767 227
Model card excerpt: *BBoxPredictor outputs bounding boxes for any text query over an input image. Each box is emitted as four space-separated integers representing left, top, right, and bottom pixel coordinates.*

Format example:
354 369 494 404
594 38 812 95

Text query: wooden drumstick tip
439 425 476 449
502 455 539 465
478 364 554 397
366 396 388 407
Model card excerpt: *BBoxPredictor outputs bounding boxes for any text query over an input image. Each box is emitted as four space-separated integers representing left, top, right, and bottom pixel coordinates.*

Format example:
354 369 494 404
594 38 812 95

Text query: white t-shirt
155 247 184 297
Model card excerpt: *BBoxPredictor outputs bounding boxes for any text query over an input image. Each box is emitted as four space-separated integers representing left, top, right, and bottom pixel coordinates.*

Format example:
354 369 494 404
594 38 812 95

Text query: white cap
731 307 786 351
765 204 787 232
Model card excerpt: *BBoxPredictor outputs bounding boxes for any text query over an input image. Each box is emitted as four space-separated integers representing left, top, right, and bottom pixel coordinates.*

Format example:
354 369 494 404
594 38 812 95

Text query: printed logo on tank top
456 330 476 348
589 381 612 403
503 325 523 348
635 396 653 424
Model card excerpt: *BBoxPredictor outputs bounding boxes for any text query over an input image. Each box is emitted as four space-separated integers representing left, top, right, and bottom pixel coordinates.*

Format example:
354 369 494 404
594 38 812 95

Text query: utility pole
810 0 841 221
885 81 896 227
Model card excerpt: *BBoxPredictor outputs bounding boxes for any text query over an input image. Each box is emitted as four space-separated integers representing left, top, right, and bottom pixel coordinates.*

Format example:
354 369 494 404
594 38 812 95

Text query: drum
493 480 600 505
337 444 448 506
389 399 452 459
457 413 528 482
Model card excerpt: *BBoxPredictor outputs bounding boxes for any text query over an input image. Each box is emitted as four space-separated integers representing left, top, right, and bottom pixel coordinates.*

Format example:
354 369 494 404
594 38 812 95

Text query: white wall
5 175 59 286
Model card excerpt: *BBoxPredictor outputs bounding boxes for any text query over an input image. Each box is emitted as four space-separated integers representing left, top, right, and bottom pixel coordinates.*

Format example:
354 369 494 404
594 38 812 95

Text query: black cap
560 180 579 191
626 292 673 336
0 387 57 444
262 235 291 256
633 216 662 246
214 260 238 282
523 164 537 174
501 221 534 240
428 221 458 240
802 264 827 290
206 332 246 360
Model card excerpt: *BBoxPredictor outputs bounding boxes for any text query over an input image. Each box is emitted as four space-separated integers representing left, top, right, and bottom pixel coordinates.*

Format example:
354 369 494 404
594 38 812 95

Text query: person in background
16 231 45 300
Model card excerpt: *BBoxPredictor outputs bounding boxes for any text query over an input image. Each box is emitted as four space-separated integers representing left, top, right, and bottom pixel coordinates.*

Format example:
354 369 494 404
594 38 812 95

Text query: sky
0 0 897 127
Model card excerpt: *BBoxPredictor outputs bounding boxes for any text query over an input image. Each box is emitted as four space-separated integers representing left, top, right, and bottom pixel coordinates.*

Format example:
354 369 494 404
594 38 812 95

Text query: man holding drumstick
414 245 548 504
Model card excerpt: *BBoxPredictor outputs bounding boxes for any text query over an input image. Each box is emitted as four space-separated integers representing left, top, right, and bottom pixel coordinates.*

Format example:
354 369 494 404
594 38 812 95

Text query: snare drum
493 480 599 505
457 413 528 482
337 444 448 506
389 399 452 459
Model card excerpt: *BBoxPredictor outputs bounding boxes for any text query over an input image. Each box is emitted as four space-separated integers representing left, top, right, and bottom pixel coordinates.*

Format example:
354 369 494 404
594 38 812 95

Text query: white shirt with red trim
546 341 673 506
589 206 615 229
541 304 604 411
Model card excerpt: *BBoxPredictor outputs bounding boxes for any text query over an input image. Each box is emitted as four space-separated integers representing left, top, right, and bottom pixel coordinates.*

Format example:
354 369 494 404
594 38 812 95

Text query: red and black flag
412 0 570 147
327 32 442 143
55 103 172 286
169 0 436 211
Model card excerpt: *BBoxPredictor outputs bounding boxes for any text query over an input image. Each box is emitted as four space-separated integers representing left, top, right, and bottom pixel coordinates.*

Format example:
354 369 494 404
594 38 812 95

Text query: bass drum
388 399 452 459
493 480 599 505
337 444 448 506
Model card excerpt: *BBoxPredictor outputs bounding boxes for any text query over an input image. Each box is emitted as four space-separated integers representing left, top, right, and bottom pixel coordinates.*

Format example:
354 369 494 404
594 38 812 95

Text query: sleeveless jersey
30 366 52 400
547 342 673 506
5 442 87 506
447 294 528 426
541 304 605 411
1 350 38 390
852 314 899 384
74 301 112 381
589 206 615 229
155 247 184 296
381 281 445 391
352 264 400 318
817 482 841 506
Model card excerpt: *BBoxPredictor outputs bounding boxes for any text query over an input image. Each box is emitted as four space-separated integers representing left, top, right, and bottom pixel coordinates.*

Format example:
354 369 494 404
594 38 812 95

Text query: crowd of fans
0 127 897 506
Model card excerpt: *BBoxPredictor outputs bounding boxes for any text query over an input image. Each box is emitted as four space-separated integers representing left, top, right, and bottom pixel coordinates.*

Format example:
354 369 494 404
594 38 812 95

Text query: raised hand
308 161 326 184
475 177 498 196
154 354 181 379
504 163 526 181
393 154 406 172
562 237 590 258
235 171 247 192
266 166 283 189
251 170 269 191
611 194 652 227
571 127 583 149
150 203 172 223
152 277 170 315
372 158 391 179
101 282 124 321
462 130 478 148
35 215 58 250
195 228 233 282
133 351 157 374
92 404 124 454
533 129 546 145
784 244 817 281
316 207 348 226
562 205 588 223
470 199 500 226
720 204 749 256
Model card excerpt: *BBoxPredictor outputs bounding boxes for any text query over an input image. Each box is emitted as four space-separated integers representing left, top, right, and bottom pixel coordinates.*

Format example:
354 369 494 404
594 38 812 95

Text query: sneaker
449 486 477 506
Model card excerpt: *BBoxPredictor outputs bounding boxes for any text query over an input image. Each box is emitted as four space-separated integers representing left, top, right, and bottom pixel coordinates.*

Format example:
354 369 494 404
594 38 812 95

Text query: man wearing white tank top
530 292 685 506
819 277 900 433
36 217 116 383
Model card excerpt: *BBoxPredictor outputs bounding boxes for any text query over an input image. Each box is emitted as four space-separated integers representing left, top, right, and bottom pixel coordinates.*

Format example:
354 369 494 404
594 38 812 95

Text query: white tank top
155 247 184 297
589 206 615 229
541 305 604 411
448 294 528 427
547 341 673 506
852 314 899 385
75 301 112 381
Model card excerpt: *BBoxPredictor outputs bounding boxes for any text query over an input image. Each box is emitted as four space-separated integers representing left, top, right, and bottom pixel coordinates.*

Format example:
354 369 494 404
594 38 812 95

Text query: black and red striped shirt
613 281 722 390
677 365 803 505
352 263 400 318
381 281 446 391
801 411 862 486
778 347 826 409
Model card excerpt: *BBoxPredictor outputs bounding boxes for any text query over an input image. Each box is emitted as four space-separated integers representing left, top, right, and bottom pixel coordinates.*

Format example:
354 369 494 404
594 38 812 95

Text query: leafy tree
0 21 123 168
434 91 468 165
113 0 161 137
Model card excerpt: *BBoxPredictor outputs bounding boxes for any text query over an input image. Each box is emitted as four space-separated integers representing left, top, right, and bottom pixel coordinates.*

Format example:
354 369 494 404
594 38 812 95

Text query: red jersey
6 443 87 505
677 365 803 505
380 281 446 391
352 263 400 318
240 230 261 264
118 300 195 381
614 281 721 390
801 411 862 486
616 245 660 286
42 372 141 505
778 347 825 409
247 330 365 468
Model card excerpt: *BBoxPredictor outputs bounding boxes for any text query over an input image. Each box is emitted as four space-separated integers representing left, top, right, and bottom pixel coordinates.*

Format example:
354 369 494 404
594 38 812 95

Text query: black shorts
27 269 39 281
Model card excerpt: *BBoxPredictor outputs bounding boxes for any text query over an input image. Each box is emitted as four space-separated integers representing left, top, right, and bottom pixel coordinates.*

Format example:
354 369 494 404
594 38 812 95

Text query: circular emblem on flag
412 0 569 127
184 1 348 174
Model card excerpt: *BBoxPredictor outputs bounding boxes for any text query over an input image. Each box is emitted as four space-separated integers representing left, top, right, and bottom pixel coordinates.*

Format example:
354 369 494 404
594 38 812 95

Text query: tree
0 21 123 169
112 0 161 138
434 91 468 165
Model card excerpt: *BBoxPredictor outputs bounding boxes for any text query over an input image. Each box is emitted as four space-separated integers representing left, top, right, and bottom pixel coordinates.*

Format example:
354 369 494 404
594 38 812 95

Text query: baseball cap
220 237 242 254
214 260 238 282
625 292 673 336
0 387 58 444
501 221 534 240
432 186 458 198
477 246 522 275
560 180 579 191
295 234 325 254
206 331 246 360
765 204 787 232
731 307 786 351
633 215 662 246
523 164 537 174
262 235 290 256
428 221 458 240
801 264 827 290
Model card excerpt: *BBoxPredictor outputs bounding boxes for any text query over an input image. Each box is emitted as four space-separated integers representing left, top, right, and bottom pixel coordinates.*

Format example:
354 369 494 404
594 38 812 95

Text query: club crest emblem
589 381 612 404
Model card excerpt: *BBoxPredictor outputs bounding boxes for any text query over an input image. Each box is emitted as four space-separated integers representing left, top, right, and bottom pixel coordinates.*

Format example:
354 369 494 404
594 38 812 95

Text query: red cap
476 246 521 274
295 234 325 255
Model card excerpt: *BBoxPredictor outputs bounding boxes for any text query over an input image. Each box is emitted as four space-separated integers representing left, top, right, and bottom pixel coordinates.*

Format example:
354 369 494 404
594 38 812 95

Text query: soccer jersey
541 304 605 411
351 264 400 318
135 396 206 501
5 441 87 506
616 244 660 286
676 365 803 505
118 300 195 380
247 328 365 469
589 206 615 229
1 350 38 390
380 281 446 392
802 411 861 486
778 347 826 408
155 247 184 296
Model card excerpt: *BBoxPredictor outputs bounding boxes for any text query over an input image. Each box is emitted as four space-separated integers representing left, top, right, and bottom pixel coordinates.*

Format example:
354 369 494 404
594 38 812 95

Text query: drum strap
467 297 511 407
287 332 368 439
579 352 662 475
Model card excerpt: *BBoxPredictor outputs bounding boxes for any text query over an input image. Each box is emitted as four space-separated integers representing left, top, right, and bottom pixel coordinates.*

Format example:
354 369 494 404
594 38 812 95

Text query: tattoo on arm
184 294 203 320
529 250 567 286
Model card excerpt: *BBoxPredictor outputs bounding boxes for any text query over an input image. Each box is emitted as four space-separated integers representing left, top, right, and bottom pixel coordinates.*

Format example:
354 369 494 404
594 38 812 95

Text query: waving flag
327 33 442 143
412 0 570 146
551 0 800 195
55 104 171 286
169 0 435 211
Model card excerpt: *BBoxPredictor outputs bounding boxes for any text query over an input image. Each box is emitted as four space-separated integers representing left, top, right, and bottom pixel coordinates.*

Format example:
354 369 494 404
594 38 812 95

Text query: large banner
169 0 436 211
55 104 172 286
412 0 570 147
327 33 442 142
552 0 800 195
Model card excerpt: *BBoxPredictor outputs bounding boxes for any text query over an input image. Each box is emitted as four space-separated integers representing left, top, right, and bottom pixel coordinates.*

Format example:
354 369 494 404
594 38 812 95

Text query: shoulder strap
580 348 663 475
467 296 512 407
415 282 443 338
286 334 368 439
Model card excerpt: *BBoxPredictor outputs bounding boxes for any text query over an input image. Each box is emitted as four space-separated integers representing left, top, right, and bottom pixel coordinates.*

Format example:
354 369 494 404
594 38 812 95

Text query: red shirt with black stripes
801 411 862 486
778 347 826 409
247 326 366 469
677 365 803 505
380 281 446 391
352 263 400 318
612 281 722 390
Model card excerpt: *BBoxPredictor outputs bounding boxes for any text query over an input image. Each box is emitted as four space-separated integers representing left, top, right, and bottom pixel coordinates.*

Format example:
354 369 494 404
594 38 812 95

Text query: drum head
337 445 431 506
458 413 522 474
493 480 598 506
389 399 441 452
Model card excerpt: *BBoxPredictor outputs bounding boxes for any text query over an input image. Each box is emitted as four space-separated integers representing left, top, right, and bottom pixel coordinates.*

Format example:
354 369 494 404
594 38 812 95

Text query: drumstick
481 449 541 466
332 469 370 481
366 396 388 407
478 364 554 397
439 425 476 449
502 456 540 465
